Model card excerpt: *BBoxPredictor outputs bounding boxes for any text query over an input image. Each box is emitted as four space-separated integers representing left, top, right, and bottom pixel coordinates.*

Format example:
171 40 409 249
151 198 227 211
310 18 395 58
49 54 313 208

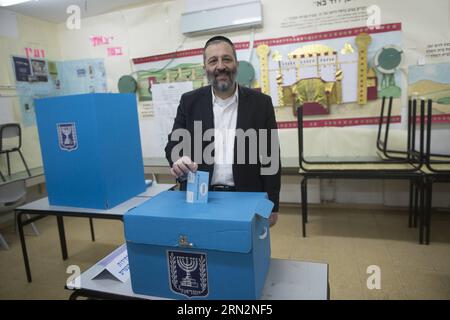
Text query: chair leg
6 152 11 176
26 214 40 236
18 150 31 177
419 179 425 245
16 213 40 236
301 178 307 237
14 211 17 234
408 180 414 228
413 180 419 228
0 232 10 250
304 181 309 224
426 181 433 245
0 169 5 182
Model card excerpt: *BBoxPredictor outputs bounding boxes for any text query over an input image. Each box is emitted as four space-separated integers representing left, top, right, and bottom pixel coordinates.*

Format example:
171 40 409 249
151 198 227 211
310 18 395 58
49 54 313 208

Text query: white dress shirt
211 85 239 186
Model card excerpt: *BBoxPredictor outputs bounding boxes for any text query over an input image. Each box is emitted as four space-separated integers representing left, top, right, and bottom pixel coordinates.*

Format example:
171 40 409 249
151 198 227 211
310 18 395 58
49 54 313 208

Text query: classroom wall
0 12 61 174
2 0 450 207
55 0 450 207
55 0 450 90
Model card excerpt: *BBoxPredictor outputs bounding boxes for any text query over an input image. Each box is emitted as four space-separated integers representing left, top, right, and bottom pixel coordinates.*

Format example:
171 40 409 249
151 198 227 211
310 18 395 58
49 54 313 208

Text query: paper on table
92 244 130 283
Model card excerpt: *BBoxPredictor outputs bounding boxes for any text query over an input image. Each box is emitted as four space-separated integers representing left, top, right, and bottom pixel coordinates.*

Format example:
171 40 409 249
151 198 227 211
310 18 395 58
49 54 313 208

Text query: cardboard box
35 93 146 209
124 191 274 300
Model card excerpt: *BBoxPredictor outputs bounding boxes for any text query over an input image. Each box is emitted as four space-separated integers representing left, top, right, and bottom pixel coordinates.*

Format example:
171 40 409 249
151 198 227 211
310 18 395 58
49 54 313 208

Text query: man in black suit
165 36 281 226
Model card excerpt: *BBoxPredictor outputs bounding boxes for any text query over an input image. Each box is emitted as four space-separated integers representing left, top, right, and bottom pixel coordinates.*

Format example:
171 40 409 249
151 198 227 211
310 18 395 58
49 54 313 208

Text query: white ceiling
2 0 167 23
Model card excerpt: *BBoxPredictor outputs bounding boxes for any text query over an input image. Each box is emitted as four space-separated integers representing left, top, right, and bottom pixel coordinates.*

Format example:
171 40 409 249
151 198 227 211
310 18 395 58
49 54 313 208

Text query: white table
15 184 175 282
67 245 329 300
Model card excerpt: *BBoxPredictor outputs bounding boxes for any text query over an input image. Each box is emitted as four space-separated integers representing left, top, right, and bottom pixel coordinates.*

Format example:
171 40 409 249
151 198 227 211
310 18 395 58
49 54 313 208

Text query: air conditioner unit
181 0 263 37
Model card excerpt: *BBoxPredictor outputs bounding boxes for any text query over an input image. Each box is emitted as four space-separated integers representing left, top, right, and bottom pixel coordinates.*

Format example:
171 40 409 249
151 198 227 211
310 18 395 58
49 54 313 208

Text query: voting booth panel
35 93 146 209
124 191 274 300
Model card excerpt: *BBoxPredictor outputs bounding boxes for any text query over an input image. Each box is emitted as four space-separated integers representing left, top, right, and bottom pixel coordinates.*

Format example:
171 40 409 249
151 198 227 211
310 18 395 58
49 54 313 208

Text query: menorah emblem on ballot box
168 250 209 298
57 123 78 151
178 256 199 287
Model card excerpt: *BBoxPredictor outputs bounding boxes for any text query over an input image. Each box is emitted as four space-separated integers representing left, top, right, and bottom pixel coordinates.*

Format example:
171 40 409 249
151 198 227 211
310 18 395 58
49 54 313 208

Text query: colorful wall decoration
133 23 403 129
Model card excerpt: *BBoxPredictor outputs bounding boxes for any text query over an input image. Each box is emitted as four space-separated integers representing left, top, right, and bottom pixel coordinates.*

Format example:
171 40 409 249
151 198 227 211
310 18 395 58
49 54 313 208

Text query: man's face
204 42 238 93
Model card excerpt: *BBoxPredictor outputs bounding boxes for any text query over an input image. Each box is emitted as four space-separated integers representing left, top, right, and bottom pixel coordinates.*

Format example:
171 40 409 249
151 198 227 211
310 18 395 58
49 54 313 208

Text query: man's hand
269 212 278 228
170 156 198 180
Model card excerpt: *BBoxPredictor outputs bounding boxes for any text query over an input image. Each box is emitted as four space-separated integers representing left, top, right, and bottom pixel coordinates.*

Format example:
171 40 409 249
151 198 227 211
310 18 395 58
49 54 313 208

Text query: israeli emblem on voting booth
57 123 78 151
168 250 209 298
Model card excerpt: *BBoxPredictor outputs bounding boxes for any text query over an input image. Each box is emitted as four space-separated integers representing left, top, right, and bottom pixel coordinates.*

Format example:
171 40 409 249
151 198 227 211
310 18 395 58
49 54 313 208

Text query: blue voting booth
124 191 274 300
35 93 146 209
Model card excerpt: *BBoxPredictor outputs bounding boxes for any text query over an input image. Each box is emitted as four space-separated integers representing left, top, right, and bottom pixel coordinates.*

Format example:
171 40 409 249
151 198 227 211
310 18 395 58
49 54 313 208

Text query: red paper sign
90 35 114 47
107 47 124 57
25 47 46 59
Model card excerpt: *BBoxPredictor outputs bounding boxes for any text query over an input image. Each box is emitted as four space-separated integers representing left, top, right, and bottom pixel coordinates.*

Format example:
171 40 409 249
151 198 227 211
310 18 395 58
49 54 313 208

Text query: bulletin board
11 56 108 127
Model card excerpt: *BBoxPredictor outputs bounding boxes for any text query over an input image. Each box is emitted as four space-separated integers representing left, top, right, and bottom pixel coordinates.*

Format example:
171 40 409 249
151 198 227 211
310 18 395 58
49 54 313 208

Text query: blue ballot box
124 191 274 300
35 93 146 209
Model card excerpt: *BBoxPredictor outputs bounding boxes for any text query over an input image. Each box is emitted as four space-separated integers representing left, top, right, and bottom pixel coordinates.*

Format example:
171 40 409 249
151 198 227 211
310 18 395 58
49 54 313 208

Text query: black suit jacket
165 85 281 211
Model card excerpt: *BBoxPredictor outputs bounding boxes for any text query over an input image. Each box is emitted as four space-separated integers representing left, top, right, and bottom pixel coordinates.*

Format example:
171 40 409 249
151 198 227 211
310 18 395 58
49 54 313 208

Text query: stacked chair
297 97 426 243
420 99 450 244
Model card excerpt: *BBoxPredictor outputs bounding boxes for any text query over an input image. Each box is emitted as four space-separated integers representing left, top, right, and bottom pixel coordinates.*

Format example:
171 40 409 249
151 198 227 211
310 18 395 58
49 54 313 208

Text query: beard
206 68 237 93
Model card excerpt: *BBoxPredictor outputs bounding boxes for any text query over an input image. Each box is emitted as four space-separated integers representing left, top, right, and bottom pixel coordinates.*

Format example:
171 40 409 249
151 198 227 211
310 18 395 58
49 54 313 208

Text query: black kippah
204 36 234 50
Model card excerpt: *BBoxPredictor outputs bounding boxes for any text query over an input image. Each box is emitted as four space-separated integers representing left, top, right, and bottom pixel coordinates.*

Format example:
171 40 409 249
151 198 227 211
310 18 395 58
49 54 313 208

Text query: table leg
327 282 331 300
17 211 32 282
89 218 95 242
301 178 307 237
57 216 68 260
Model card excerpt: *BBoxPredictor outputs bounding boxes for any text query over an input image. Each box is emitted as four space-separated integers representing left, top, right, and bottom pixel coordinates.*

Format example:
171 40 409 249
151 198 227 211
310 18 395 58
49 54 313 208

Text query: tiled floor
0 203 449 300
270 206 450 300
